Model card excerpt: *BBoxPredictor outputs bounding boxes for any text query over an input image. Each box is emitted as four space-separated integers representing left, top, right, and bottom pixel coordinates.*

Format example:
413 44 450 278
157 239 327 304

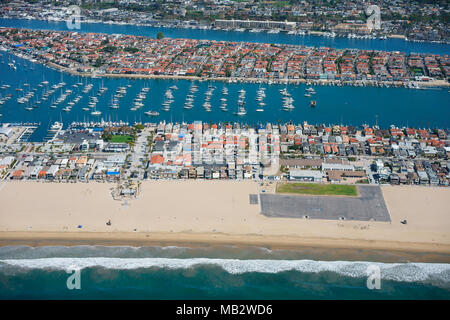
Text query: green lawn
277 183 358 196
108 135 134 143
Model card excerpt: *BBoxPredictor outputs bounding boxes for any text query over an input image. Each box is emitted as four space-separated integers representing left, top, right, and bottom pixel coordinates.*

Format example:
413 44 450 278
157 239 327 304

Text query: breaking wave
1 257 449 285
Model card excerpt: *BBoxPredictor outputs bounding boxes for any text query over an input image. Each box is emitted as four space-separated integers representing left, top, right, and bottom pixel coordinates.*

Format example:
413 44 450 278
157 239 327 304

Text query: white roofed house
78 166 90 182
87 158 96 167
423 146 437 157
23 166 35 180
289 169 323 182
322 163 355 172
105 154 126 168
0 156 14 167
103 142 130 153
30 166 43 180
80 139 89 151
92 161 106 180
24 156 34 164
0 127 13 140
60 158 69 167
418 171 429 184
46 165 60 180
96 139 104 151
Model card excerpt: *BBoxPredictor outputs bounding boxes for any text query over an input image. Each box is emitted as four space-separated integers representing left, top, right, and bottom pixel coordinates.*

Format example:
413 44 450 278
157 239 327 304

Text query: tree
101 45 117 53
156 32 164 40
93 57 104 67
124 47 139 53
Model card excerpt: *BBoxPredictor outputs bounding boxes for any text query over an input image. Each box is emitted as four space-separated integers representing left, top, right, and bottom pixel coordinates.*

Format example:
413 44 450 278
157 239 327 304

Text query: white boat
282 104 294 110
165 89 174 99
144 111 159 116
280 88 290 96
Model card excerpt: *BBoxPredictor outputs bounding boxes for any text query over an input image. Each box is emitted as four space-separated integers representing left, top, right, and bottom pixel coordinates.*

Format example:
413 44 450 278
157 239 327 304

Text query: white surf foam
1 257 449 284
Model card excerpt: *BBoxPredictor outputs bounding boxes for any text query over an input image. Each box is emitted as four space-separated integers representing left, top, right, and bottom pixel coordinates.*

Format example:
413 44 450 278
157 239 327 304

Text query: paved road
126 128 151 179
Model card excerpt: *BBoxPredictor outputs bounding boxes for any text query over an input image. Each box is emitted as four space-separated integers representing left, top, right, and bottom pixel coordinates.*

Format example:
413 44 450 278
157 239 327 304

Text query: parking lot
259 185 391 222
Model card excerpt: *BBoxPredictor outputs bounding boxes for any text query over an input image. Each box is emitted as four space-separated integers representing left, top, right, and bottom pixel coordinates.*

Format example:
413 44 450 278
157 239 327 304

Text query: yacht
306 87 316 94
144 110 159 116
222 87 228 95
280 88 290 96
165 89 174 99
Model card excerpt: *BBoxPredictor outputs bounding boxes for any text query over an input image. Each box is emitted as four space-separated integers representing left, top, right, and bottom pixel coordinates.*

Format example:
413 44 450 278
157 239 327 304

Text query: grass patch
108 135 134 143
277 183 358 196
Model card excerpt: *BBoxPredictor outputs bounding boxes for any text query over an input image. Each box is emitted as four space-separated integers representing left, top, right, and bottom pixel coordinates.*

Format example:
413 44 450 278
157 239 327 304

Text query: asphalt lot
259 185 391 222
249 194 259 204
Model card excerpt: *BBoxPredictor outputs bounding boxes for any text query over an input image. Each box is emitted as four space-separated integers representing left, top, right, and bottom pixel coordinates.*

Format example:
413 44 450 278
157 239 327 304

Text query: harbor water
1 19 450 141
1 18 450 55
0 50 449 142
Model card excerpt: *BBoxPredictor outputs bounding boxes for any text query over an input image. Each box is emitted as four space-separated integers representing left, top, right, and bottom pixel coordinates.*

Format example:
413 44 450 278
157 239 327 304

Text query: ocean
0 245 449 299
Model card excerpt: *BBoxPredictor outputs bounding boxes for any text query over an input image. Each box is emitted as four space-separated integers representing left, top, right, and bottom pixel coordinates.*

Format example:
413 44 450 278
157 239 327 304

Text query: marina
0 49 449 141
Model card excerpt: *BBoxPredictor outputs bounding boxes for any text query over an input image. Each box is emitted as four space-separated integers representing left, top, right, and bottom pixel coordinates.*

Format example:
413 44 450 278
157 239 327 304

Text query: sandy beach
0 181 449 257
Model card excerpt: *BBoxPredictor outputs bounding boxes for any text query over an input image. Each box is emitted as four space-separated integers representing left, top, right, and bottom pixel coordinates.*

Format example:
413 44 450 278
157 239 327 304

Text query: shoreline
1 231 450 263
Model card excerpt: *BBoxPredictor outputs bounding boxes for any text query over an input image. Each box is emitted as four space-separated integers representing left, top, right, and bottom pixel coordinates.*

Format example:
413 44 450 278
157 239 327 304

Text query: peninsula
1 27 449 88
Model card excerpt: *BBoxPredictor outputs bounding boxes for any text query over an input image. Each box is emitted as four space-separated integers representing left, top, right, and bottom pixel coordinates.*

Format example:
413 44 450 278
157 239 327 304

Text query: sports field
108 135 134 143
277 183 358 196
